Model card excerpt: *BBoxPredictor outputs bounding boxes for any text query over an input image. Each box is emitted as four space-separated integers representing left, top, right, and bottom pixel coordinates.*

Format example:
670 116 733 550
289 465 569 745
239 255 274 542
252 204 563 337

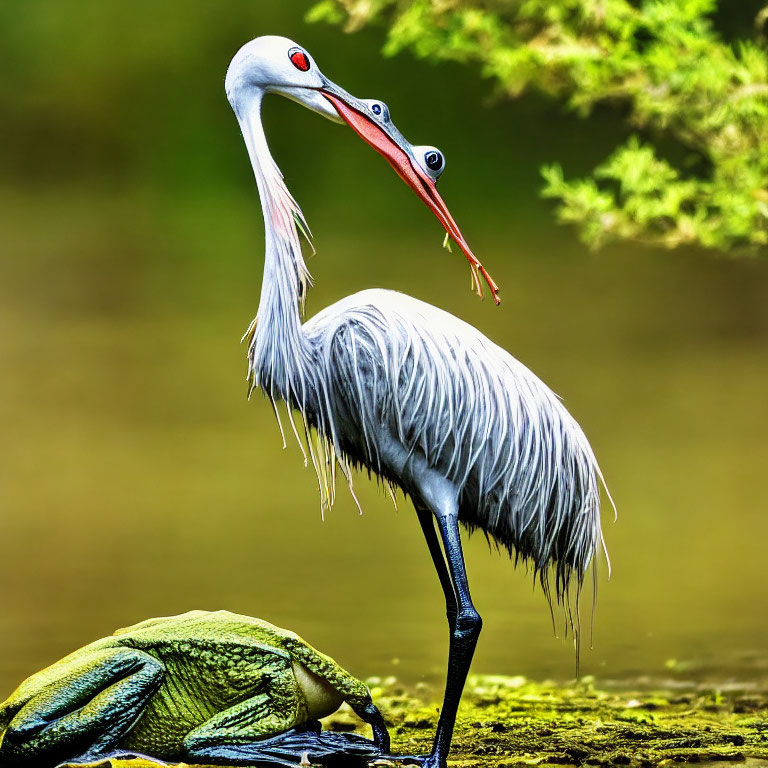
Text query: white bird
225 35 612 768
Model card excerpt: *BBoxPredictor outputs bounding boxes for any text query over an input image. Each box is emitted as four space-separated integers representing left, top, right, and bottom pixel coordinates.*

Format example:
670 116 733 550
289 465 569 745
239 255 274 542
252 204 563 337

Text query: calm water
1 184 767 699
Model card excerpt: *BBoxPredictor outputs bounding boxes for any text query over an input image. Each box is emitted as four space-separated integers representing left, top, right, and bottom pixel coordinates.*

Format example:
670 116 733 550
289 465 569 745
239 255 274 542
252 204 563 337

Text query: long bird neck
241 92 314 409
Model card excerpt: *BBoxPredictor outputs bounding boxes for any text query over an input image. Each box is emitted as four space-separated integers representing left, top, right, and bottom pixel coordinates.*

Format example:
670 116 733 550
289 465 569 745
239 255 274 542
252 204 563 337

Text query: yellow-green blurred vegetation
311 0 768 250
0 0 767 706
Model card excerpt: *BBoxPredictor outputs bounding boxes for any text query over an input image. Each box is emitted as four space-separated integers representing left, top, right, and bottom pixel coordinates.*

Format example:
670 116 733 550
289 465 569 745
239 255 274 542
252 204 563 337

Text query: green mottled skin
0 611 375 764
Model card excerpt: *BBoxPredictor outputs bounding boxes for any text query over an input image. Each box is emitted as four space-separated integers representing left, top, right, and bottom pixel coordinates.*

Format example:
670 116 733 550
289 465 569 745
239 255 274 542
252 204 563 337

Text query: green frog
0 610 390 767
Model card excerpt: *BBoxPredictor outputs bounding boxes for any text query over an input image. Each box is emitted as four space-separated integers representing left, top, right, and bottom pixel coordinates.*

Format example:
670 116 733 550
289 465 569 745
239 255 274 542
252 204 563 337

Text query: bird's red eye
289 48 310 72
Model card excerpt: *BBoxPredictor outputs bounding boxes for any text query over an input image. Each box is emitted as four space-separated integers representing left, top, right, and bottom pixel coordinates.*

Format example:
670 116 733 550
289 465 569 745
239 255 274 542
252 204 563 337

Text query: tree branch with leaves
309 0 768 252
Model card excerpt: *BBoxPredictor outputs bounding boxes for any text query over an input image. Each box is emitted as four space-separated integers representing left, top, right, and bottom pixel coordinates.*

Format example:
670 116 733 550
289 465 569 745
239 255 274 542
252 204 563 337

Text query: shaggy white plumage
240 92 612 639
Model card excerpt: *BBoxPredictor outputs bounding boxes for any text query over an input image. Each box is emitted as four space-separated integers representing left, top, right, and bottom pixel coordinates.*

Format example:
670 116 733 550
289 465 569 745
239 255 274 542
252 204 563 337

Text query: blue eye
363 100 389 120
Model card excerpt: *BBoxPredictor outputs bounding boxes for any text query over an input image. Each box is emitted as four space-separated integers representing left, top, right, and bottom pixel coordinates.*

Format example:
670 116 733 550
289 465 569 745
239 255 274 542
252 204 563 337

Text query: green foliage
309 0 768 251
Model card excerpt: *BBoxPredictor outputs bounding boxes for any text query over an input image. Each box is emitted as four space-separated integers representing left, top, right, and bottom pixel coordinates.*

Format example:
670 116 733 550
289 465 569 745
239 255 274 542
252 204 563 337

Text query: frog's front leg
185 701 382 766
182 665 305 763
0 648 164 768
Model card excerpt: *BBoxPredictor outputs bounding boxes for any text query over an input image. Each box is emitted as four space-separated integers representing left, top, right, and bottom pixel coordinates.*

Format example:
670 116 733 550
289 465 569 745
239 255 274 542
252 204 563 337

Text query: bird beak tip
322 90 500 304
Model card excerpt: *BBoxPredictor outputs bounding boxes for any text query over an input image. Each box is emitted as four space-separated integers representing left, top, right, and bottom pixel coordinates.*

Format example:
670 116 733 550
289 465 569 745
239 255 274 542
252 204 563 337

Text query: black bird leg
416 505 457 627
414 498 482 768
429 511 482 767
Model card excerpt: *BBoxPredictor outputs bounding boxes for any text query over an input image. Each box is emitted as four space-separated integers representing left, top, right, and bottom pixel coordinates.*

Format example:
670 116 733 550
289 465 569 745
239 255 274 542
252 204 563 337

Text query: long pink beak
322 92 500 305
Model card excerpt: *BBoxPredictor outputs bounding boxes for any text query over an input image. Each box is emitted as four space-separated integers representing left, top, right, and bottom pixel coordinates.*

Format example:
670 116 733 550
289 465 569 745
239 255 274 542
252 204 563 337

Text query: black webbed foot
373 753 429 767
185 724 387 767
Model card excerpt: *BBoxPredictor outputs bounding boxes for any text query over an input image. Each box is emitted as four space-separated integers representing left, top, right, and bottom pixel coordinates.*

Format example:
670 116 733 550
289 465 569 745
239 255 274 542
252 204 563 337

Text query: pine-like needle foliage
309 0 768 252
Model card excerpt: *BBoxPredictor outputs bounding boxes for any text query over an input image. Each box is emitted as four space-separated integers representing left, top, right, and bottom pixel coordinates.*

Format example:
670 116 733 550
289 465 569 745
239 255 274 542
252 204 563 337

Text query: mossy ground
66 675 768 768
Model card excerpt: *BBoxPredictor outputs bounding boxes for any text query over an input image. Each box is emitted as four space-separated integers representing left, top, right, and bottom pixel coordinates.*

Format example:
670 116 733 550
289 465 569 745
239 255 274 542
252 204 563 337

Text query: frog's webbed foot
185 722 387 767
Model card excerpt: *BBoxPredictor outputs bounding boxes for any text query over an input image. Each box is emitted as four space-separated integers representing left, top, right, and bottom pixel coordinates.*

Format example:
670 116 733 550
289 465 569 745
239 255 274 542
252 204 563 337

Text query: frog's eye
413 145 446 181
361 99 390 121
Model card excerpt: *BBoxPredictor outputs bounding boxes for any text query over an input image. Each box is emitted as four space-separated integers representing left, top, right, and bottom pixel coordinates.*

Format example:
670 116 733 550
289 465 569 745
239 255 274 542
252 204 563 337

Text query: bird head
226 35 499 304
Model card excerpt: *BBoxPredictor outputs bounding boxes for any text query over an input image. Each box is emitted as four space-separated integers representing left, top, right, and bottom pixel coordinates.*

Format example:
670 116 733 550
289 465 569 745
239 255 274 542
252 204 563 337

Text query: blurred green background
1 1 767 697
